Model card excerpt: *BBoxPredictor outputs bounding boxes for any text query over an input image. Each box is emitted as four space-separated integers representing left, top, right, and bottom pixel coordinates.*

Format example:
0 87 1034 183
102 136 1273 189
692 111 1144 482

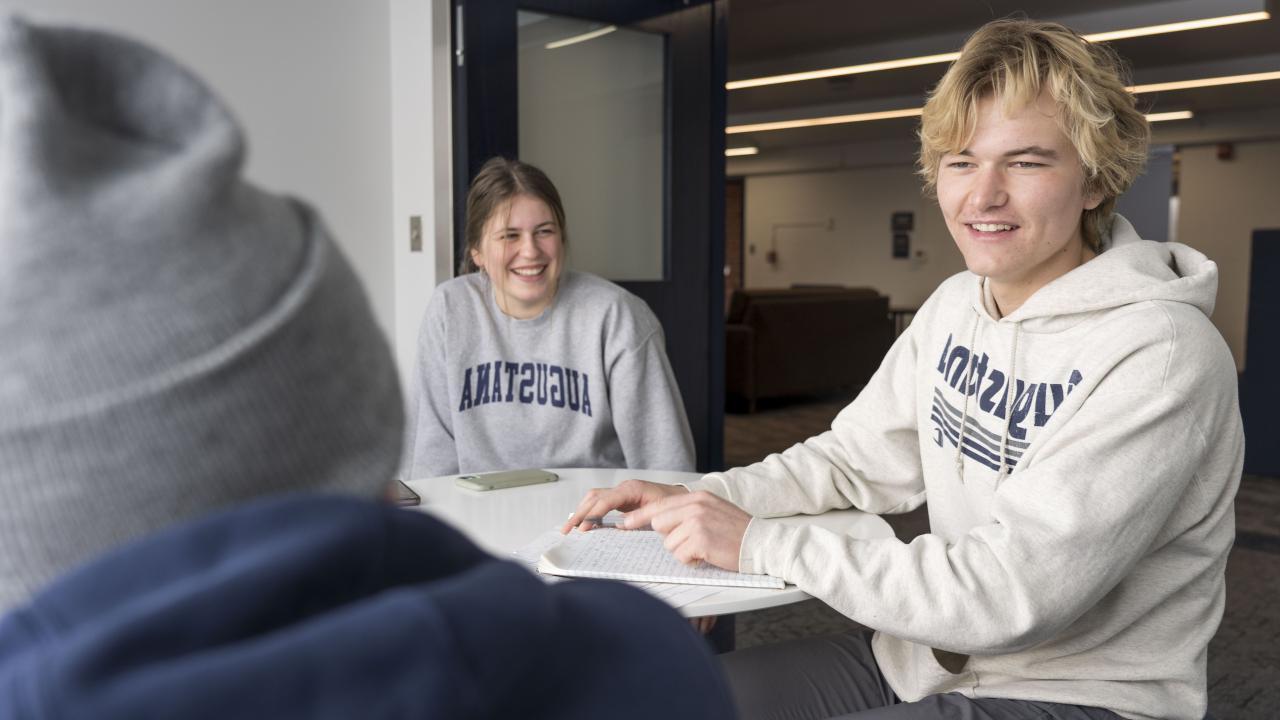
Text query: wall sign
893 232 910 259
892 211 913 259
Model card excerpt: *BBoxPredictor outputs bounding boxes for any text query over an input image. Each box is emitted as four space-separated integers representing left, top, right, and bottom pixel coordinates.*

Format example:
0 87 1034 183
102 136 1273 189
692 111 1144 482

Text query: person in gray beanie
0 23 741 720
0 15 404 610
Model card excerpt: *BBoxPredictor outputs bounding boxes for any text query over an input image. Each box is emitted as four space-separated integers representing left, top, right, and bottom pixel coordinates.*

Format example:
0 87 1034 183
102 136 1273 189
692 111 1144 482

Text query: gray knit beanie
0 17 404 610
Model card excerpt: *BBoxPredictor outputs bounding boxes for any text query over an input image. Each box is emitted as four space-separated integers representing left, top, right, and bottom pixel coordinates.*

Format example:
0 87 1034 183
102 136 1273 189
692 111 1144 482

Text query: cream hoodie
690 215 1243 720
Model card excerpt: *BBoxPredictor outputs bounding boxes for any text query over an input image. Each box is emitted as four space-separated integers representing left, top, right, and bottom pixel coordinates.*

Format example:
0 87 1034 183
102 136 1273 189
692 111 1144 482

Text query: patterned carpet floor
724 393 1280 720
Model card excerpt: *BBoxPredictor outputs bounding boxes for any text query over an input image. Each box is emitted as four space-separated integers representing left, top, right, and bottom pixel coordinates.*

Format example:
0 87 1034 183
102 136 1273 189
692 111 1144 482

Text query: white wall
2 0 445 384
743 165 967 310
390 0 450 387
1176 140 1280 372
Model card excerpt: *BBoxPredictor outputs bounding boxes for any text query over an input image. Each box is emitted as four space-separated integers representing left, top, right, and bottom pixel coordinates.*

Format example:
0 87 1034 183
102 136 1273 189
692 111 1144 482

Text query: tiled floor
725 393 1280 719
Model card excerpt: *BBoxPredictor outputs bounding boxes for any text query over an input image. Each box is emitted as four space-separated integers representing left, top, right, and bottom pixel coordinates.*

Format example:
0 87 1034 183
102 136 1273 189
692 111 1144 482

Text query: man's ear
1084 187 1104 211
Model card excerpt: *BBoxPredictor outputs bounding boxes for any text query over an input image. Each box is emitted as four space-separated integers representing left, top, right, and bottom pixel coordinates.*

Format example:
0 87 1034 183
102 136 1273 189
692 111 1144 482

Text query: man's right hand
560 479 689 534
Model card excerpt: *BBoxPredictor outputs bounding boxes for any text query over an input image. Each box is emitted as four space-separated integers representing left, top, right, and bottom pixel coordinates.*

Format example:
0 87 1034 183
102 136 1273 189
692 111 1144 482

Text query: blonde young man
566 19 1243 720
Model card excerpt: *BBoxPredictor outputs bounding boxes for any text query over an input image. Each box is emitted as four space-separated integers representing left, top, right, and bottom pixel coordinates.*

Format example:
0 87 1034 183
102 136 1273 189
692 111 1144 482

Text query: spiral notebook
537 528 785 589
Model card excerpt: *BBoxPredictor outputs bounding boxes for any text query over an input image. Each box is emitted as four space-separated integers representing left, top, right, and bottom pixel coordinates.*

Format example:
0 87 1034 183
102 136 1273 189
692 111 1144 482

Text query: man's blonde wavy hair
918 19 1150 251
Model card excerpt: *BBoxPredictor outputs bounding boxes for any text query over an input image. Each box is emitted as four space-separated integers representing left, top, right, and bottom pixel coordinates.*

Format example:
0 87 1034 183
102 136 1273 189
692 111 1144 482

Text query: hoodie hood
952 214 1219 481
982 214 1218 328
0 495 736 720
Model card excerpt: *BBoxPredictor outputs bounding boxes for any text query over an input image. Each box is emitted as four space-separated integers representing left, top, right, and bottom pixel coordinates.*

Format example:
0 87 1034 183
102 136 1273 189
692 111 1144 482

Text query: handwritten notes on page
537 528 785 589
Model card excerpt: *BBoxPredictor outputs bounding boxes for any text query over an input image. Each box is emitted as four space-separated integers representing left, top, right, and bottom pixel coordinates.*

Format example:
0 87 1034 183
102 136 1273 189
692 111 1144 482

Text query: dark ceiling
725 0 1280 160
729 0 1141 65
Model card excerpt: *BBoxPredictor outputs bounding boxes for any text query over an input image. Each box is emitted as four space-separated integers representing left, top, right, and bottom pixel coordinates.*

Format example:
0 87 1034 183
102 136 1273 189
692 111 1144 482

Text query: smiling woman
460 159 567 318
471 189 564 318
405 157 696 479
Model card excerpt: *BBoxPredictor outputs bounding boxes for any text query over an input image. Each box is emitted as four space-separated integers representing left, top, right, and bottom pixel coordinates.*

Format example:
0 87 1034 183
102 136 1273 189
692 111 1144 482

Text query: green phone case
453 469 559 491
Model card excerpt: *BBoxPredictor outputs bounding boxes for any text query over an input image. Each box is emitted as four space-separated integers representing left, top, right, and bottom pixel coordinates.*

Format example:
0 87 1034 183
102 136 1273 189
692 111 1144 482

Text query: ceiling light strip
727 106 1196 134
545 24 617 50
727 11 1270 91
1145 110 1194 122
725 146 760 156
1129 69 1280 93
726 107 923 134
726 53 960 90
1085 11 1269 43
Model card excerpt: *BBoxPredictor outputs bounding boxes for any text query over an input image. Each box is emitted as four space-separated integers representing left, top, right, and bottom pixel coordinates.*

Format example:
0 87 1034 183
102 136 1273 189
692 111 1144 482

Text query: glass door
452 0 727 470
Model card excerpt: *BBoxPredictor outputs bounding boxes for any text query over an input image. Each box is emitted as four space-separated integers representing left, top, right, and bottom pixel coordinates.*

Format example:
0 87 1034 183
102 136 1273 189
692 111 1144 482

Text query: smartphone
393 479 421 506
454 469 559 492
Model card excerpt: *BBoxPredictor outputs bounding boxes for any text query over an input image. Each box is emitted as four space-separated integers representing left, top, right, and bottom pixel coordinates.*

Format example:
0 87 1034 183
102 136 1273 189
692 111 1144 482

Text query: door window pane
517 11 665 281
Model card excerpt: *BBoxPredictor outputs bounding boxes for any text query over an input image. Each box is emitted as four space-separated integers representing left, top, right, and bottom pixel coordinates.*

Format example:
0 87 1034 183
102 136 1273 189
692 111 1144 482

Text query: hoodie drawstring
954 312 1022 490
995 322 1020 490
954 314 980 481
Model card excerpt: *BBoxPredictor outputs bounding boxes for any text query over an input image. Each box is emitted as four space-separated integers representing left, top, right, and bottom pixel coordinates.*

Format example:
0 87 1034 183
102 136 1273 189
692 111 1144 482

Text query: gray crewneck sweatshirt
406 271 695 477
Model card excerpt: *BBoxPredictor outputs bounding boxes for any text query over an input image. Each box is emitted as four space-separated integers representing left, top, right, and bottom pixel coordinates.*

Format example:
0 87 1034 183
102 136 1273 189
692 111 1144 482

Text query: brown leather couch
725 287 893 412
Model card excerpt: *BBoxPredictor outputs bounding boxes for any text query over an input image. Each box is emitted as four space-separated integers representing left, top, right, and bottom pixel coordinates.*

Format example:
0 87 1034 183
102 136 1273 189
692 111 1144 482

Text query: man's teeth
511 267 545 277
972 223 1015 232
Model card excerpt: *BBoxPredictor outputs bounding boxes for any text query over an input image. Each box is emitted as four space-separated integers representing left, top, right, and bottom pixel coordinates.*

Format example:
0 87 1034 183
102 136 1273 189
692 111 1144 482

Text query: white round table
405 467 894 617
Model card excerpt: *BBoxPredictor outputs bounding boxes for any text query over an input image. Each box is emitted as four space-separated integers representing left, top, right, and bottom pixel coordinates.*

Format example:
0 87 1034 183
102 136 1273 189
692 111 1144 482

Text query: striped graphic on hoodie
932 333 1083 471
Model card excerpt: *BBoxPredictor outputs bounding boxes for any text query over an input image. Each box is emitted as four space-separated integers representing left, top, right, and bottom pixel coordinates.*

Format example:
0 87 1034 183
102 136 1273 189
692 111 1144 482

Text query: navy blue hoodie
0 495 736 719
